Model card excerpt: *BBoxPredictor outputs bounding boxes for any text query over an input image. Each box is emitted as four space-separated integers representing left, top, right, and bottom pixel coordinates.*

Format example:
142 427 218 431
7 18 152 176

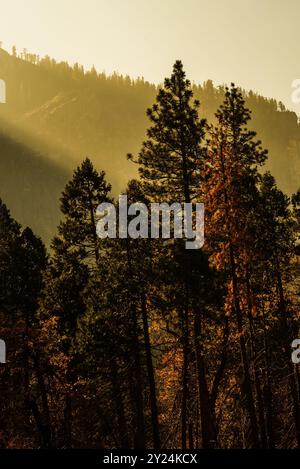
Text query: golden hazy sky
0 0 300 112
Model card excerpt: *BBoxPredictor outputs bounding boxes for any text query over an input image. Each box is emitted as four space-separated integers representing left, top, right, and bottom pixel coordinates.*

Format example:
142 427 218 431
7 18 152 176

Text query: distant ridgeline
0 46 299 243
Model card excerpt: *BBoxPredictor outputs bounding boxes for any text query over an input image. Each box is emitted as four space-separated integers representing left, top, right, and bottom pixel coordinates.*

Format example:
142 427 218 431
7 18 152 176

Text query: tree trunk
276 263 300 447
193 309 217 448
110 357 129 448
141 293 160 449
181 305 189 450
245 270 267 448
229 245 259 448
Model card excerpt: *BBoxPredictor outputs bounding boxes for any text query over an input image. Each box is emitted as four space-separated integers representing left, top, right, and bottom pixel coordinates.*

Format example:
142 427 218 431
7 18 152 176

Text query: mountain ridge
0 47 299 242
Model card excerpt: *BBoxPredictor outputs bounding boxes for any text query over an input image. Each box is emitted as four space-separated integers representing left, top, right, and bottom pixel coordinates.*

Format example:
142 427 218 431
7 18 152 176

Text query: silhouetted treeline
1 62 300 449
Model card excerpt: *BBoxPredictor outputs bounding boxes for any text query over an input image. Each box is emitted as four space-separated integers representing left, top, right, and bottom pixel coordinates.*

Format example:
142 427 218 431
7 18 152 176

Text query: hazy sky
0 0 300 112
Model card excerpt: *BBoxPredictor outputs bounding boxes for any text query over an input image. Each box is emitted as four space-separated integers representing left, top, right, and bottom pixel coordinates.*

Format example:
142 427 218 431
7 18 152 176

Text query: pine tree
129 60 206 204
129 61 217 448
39 158 111 447
205 84 267 448
59 157 112 265
258 173 300 447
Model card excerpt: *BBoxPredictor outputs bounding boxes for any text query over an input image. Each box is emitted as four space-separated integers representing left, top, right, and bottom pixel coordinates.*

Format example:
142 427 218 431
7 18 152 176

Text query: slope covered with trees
1 62 300 449
0 46 299 244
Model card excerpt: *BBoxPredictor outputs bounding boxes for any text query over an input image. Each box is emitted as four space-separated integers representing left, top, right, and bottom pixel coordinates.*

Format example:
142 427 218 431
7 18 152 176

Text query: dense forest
1 59 300 449
0 47 300 243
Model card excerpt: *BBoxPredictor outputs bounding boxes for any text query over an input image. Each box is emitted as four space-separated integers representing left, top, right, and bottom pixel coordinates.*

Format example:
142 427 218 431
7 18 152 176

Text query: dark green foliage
129 60 206 202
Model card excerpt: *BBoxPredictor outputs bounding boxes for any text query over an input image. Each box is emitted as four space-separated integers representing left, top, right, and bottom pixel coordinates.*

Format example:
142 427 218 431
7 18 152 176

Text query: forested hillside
0 47 299 241
1 62 300 449
0 125 67 241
